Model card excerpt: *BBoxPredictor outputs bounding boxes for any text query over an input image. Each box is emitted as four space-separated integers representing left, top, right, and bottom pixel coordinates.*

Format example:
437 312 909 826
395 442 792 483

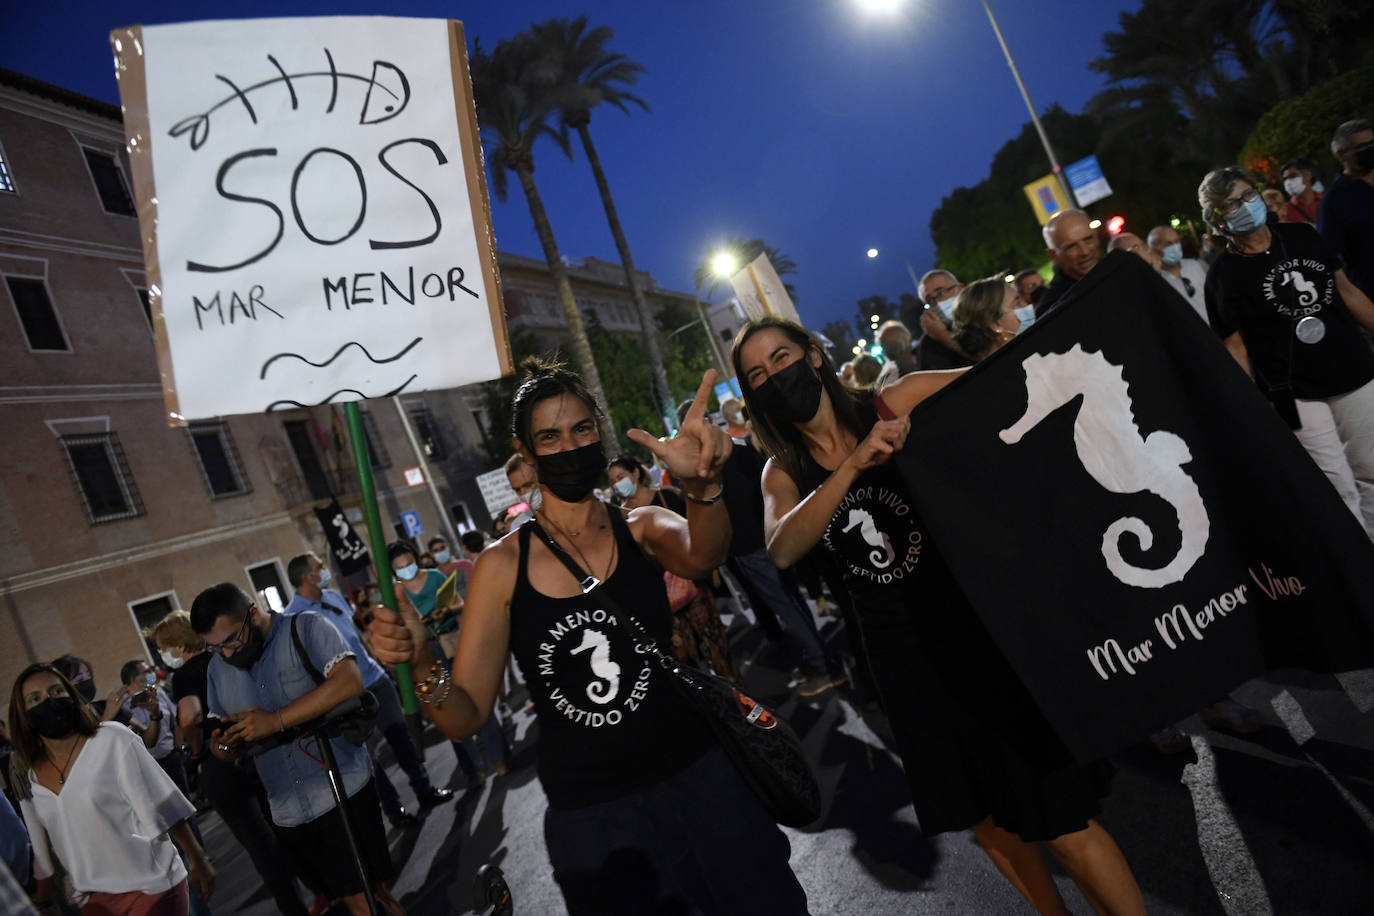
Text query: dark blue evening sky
7 1 1139 330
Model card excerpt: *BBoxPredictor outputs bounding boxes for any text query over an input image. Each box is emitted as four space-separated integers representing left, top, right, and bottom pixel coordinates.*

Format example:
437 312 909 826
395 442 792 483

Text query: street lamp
866 248 879 259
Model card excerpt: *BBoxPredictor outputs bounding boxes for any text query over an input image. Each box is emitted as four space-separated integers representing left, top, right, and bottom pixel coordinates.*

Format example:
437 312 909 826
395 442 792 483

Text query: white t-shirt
20 723 194 895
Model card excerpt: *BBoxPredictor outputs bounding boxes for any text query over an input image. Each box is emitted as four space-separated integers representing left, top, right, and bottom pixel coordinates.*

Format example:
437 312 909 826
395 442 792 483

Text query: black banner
314 500 372 577
898 251 1374 761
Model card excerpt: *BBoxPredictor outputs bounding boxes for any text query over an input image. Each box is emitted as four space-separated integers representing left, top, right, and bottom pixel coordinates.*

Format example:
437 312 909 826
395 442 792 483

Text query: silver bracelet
415 662 453 707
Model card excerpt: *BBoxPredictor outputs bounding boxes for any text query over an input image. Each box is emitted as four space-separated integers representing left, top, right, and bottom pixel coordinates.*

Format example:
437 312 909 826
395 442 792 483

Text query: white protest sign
730 254 800 326
111 17 511 423
475 466 520 516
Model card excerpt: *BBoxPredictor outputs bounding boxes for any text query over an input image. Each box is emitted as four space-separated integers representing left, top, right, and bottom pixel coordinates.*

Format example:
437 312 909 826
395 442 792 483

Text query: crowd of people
3 116 1372 915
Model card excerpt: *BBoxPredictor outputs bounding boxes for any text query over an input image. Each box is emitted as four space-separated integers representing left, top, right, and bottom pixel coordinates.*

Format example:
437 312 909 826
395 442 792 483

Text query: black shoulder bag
527 520 822 827
289 613 379 746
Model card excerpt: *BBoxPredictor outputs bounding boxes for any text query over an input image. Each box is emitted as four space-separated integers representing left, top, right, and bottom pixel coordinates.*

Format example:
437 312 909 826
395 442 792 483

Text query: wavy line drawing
264 374 418 412
259 337 423 379
169 49 411 150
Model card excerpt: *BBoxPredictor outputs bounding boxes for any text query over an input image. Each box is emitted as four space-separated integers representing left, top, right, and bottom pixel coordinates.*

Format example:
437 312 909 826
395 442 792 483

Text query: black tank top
508 508 714 809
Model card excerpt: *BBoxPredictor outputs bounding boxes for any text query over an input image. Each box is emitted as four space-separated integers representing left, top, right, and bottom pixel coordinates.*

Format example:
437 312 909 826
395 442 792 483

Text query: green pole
343 401 419 715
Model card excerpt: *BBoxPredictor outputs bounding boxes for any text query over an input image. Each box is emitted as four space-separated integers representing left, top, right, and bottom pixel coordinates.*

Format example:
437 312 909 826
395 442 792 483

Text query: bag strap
526 520 677 670
289 613 326 686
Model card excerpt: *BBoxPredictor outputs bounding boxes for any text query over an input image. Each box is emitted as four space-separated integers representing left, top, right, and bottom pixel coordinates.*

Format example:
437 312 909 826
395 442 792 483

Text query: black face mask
1356 146 1374 174
72 679 97 703
751 358 824 424
223 624 267 671
28 696 78 740
533 440 606 503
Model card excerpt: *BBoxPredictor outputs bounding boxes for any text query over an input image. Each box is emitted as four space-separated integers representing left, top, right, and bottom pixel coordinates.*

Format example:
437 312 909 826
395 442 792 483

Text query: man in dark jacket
1035 208 1102 317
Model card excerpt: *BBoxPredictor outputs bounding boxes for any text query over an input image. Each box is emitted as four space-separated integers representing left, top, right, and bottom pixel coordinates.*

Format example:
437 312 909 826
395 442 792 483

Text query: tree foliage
928 1 1373 279
1238 66 1374 182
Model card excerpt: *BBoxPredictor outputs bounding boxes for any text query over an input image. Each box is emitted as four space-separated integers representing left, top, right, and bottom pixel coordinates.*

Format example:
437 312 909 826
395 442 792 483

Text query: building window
188 421 251 498
247 561 287 611
135 288 153 331
60 432 144 524
82 149 136 216
282 420 334 500
361 410 391 469
129 593 178 661
406 403 445 459
0 139 15 193
5 277 70 351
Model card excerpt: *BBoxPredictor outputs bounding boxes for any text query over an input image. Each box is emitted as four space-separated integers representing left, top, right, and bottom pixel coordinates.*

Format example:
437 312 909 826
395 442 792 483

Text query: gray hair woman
951 277 1021 360
1199 164 1374 541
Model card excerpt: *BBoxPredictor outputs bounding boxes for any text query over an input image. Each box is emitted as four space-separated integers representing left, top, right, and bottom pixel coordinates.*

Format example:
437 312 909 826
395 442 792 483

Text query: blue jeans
367 676 435 813
543 747 808 916
732 548 830 672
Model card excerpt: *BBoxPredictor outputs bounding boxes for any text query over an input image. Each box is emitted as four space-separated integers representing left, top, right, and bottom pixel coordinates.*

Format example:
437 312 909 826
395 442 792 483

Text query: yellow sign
1023 174 1069 226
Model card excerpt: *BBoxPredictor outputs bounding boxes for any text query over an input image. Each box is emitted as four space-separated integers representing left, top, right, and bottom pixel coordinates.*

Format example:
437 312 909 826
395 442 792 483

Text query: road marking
1180 735 1274 916
1334 669 1374 713
1270 690 1315 745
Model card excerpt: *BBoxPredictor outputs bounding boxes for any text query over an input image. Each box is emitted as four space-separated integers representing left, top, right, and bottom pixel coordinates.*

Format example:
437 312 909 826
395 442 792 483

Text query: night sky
7 0 1140 331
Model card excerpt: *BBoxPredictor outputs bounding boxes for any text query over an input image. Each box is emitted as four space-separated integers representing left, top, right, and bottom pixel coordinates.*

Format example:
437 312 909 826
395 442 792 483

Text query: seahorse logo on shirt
570 628 620 704
841 508 895 568
1280 270 1318 306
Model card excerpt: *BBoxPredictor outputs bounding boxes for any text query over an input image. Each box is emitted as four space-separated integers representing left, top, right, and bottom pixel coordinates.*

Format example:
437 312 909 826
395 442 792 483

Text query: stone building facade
0 69 708 694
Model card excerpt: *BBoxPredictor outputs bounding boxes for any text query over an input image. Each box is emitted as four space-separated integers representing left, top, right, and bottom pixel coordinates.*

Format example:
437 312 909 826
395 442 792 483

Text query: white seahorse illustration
841 508 896 569
570 629 621 705
1280 270 1318 307
999 345 1210 588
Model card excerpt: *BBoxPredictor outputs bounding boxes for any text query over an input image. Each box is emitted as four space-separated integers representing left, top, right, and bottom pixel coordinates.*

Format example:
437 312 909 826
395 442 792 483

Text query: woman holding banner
367 358 808 915
734 317 1145 916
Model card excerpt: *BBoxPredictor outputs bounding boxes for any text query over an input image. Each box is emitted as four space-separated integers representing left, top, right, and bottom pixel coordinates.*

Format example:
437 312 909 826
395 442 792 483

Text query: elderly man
1035 208 1102 317
872 320 918 388
1013 268 1044 308
1108 232 1160 271
1319 118 1374 302
914 269 974 371
1148 225 1210 323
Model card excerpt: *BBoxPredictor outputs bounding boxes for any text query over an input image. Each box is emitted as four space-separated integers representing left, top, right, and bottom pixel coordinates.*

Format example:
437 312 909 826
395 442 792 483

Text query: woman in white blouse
8 663 214 915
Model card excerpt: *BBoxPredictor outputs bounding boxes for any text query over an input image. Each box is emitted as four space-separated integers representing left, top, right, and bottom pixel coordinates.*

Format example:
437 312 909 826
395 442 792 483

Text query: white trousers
1294 376 1374 540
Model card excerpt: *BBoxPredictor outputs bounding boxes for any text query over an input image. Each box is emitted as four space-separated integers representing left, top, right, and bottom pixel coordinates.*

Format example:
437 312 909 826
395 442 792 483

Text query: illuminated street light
1088 219 1103 230
1003 274 1015 283
855 0 902 12
870 314 880 322
857 338 867 347
711 251 738 277
866 248 879 259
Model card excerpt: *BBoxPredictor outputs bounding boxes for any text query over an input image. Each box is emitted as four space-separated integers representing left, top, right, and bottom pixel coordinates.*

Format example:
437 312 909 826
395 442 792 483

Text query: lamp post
857 0 1077 208
977 0 1077 208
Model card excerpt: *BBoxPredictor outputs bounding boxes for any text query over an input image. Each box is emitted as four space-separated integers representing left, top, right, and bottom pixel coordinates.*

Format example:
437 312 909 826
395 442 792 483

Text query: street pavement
205 607 1374 915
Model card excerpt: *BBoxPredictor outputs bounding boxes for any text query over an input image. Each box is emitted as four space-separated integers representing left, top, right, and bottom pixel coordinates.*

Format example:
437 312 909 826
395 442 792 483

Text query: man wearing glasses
1148 224 1210 324
190 583 404 915
1319 118 1374 303
1201 165 1374 541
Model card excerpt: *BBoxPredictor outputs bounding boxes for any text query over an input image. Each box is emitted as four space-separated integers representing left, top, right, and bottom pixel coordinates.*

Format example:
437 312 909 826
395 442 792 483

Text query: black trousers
198 753 309 916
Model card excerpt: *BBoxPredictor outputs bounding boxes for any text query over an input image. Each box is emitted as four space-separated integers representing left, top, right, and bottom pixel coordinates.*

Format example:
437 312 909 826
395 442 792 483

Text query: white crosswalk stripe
1180 735 1274 916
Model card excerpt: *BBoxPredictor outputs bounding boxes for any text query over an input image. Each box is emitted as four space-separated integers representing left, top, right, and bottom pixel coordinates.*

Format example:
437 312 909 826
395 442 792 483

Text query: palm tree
531 18 677 423
469 35 617 444
694 237 799 302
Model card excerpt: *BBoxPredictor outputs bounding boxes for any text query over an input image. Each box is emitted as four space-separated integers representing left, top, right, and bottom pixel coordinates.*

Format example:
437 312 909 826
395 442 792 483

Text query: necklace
54 736 85 785
540 505 616 583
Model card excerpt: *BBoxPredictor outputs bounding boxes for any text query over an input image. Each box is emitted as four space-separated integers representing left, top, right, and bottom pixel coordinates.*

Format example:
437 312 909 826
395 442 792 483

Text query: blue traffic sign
401 511 423 537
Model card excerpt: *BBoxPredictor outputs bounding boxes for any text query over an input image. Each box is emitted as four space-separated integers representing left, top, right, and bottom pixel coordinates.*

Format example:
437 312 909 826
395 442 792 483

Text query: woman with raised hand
367 357 808 916
8 662 214 915
735 317 1145 916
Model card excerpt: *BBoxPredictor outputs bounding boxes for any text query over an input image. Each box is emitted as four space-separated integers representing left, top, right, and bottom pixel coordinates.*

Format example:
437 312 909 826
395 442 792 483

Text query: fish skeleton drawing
169 49 411 151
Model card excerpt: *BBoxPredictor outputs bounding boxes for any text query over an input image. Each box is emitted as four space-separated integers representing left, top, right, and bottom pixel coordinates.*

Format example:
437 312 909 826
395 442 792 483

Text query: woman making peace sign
368 358 808 916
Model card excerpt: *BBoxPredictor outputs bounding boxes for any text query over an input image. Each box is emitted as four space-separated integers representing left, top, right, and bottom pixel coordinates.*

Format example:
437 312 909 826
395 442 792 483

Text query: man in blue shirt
191 582 401 914
285 553 453 825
